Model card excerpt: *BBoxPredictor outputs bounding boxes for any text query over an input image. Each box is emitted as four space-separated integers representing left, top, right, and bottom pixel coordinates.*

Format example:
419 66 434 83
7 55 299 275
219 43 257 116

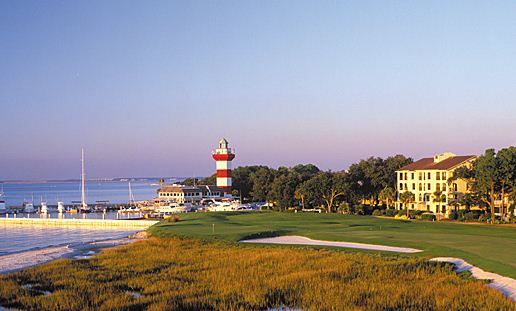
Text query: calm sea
0 181 158 259
1 181 158 207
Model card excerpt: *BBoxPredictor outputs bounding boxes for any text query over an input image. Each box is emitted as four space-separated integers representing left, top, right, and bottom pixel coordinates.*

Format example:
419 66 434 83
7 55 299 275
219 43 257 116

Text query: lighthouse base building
155 138 236 205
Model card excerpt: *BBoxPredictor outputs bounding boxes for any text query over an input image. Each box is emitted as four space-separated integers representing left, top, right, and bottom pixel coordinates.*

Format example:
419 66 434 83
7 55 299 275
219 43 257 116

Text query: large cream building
395 152 476 215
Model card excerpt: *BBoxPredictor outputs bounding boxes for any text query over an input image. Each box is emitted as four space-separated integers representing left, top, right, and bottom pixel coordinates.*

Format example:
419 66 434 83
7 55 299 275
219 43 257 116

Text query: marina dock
0 217 158 228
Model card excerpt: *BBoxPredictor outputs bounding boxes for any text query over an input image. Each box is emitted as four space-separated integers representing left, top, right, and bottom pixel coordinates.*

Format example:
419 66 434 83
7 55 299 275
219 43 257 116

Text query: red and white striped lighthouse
212 138 235 190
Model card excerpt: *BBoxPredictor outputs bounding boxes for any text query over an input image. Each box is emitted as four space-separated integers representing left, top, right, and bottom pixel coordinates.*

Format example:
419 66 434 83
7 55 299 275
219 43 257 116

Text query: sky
1 1 515 180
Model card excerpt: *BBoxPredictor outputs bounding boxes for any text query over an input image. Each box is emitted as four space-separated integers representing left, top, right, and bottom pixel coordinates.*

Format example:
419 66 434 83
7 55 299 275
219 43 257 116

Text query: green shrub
372 209 384 216
338 202 351 214
462 211 482 221
354 204 373 215
384 209 396 217
448 211 458 220
407 210 424 219
420 213 436 221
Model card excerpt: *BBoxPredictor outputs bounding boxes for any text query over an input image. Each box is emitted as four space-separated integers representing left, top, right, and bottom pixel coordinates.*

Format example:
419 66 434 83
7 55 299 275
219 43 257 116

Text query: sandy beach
0 233 146 274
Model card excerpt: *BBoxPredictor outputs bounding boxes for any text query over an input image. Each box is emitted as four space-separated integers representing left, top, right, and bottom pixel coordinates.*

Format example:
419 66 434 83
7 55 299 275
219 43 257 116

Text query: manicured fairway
149 211 516 278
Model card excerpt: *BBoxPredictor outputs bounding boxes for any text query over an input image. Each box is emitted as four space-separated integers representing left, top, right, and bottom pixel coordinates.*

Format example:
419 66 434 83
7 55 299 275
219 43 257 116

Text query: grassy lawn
149 211 516 278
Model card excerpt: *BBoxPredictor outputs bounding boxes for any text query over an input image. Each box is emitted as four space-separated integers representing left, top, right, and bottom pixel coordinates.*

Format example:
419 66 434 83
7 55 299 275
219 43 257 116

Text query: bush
420 213 436 221
448 211 458 220
462 211 482 221
478 214 491 223
372 209 384 216
338 202 351 214
408 210 424 219
354 204 374 215
385 209 396 217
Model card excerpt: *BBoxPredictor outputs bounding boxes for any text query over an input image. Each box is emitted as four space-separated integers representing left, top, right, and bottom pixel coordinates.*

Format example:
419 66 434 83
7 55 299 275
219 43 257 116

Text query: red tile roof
398 155 476 171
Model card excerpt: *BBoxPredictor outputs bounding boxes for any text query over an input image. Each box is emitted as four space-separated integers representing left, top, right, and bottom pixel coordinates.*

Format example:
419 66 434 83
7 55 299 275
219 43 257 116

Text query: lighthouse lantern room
212 138 235 191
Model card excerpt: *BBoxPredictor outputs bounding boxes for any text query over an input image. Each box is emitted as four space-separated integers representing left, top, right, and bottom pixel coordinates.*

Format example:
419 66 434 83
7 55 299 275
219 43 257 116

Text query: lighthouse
212 138 235 191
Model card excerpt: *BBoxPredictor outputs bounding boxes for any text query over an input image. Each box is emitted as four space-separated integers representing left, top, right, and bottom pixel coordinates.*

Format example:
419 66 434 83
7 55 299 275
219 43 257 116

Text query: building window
442 172 447 180
436 172 441 180
412 183 415 190
442 183 446 191
399 172 403 180
418 172 422 180
399 183 403 189
419 184 422 191
404 184 408 190
453 183 458 191
411 173 414 179
428 172 431 179
436 184 441 192
428 183 431 191
404 173 408 180
419 194 422 201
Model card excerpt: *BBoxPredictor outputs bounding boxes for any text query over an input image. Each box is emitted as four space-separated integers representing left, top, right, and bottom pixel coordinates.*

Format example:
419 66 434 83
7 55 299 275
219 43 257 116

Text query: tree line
448 147 516 222
194 155 413 212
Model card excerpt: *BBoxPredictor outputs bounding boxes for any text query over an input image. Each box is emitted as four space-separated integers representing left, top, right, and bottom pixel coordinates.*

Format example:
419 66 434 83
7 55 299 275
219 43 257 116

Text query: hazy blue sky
1 1 515 180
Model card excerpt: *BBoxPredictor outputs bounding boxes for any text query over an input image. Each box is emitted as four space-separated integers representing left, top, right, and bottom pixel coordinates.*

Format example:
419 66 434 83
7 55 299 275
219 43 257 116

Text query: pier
0 217 158 229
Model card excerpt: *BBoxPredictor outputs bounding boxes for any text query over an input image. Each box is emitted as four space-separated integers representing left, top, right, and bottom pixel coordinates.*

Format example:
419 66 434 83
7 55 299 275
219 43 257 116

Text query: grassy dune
1 237 514 310
149 212 516 278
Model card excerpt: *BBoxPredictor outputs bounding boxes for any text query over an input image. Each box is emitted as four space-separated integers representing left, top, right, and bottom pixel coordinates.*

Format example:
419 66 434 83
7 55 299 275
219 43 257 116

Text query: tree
182 177 199 186
433 191 447 214
294 186 307 210
473 149 500 223
249 167 275 202
199 174 216 185
496 147 516 219
399 191 415 217
269 172 301 210
303 171 348 213
379 186 395 209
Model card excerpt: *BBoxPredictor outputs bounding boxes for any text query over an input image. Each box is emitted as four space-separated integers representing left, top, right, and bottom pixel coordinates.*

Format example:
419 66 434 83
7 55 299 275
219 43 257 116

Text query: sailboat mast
81 148 87 208
128 181 133 205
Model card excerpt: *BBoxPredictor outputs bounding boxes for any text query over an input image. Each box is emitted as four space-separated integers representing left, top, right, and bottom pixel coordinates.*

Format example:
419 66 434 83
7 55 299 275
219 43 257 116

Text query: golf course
2 211 515 310
149 211 516 278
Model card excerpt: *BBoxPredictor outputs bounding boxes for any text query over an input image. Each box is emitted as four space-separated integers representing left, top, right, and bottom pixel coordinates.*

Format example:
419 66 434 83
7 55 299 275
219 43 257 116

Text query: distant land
0 177 200 184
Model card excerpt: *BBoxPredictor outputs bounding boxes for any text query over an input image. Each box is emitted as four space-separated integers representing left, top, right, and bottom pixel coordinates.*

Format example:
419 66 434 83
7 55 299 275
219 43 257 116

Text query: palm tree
399 191 415 217
294 187 307 210
433 191 447 214
379 187 395 209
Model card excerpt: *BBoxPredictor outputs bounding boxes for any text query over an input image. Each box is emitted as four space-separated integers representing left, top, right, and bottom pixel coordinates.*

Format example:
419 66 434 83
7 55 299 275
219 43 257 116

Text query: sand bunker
430 257 516 302
240 235 422 253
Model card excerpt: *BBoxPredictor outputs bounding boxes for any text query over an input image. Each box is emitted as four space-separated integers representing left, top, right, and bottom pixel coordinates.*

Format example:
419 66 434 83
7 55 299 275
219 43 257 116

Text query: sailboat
79 148 91 213
120 182 140 212
57 201 65 213
0 187 6 214
40 197 48 214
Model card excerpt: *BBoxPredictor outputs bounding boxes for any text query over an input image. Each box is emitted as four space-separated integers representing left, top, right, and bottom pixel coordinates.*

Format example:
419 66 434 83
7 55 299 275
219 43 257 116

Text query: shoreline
0 232 147 274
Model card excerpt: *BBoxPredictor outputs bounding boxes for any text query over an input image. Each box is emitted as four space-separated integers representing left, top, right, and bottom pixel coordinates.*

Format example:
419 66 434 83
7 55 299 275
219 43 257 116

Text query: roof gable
398 155 475 171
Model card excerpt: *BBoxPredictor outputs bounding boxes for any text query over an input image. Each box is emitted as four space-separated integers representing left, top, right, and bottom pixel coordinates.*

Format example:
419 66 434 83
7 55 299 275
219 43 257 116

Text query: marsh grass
0 238 513 310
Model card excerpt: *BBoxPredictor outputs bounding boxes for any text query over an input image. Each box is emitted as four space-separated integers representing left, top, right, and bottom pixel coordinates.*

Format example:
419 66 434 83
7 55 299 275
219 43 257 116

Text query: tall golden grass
0 238 513 310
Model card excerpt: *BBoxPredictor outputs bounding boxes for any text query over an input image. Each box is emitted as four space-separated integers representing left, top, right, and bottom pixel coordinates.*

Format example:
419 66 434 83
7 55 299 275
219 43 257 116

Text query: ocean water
0 224 136 256
0 182 157 270
0 181 158 207
0 211 143 257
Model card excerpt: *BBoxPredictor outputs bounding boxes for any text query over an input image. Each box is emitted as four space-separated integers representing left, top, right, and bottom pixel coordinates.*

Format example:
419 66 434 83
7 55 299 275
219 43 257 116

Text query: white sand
0 236 142 274
430 257 516 301
0 246 73 273
240 235 422 253
240 235 516 301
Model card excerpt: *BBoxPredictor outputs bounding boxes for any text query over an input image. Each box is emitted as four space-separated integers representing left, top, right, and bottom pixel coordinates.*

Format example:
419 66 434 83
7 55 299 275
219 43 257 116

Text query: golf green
149 211 516 278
